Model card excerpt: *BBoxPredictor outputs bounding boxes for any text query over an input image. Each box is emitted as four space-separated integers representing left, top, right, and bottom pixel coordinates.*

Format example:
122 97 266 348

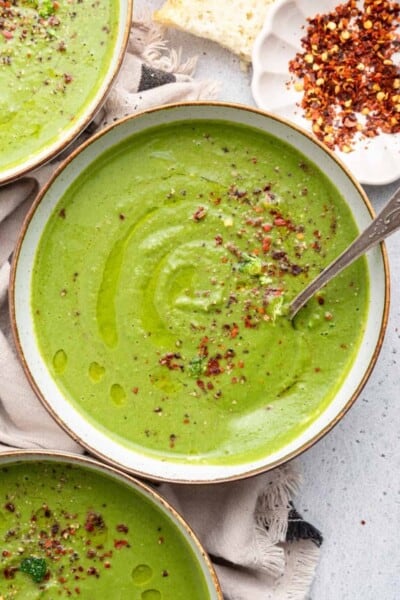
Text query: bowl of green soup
11 102 389 483
0 451 222 597
0 0 132 185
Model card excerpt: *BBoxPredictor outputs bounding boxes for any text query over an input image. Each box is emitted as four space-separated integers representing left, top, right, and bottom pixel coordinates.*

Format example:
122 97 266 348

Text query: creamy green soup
0 459 212 598
0 0 119 174
31 120 369 465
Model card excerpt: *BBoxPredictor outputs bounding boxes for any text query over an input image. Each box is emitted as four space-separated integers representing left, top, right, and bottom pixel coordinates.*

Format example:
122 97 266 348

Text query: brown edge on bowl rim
0 448 223 598
0 0 133 187
9 101 391 485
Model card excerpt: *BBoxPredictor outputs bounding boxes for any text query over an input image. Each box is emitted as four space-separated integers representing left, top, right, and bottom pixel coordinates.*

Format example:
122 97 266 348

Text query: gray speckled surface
143 3 400 596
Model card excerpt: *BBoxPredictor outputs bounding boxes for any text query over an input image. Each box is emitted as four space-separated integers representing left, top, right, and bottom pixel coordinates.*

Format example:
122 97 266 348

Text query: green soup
0 459 213 598
0 0 120 174
31 120 369 465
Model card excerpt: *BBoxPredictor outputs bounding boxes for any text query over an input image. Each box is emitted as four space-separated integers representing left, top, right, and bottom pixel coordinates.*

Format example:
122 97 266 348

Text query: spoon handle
289 185 400 319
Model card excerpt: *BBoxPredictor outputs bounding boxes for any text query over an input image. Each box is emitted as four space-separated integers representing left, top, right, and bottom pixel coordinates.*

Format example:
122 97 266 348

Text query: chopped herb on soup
31 120 369 465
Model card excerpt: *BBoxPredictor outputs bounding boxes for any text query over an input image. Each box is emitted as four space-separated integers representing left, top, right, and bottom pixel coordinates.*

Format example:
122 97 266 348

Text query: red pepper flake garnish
84 511 105 533
312 241 322 253
198 337 209 357
4 502 15 512
215 234 223 245
196 379 206 391
290 264 303 276
159 352 184 371
113 539 128 549
262 236 271 253
132 387 139 394
288 0 400 151
205 357 223 376
63 73 73 84
192 206 208 221
274 216 287 227
116 524 129 533
244 314 257 328
4 566 18 579
230 323 239 338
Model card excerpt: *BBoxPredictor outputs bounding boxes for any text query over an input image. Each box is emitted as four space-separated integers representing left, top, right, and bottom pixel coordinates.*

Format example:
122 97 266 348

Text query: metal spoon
289 185 400 320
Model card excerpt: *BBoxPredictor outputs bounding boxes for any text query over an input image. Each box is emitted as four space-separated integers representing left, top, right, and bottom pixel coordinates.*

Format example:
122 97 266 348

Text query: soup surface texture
0 0 119 175
0 460 212 598
31 120 369 465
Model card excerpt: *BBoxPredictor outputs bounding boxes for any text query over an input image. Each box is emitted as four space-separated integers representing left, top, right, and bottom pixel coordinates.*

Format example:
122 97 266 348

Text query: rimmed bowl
10 102 389 483
0 450 222 597
0 0 132 185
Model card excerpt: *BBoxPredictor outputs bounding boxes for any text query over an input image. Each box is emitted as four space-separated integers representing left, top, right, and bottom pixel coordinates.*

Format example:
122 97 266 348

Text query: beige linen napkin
0 19 321 599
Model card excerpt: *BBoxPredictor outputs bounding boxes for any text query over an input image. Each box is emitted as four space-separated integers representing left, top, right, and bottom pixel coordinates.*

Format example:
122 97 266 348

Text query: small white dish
251 0 400 186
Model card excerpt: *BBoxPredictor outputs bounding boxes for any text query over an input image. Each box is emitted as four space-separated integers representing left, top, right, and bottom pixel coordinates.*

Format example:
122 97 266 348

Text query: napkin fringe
254 524 285 577
255 464 302 531
131 15 198 76
286 541 320 600
251 466 303 578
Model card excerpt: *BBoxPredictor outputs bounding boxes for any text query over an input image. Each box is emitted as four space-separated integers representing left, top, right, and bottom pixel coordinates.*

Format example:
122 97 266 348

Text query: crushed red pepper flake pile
288 0 400 152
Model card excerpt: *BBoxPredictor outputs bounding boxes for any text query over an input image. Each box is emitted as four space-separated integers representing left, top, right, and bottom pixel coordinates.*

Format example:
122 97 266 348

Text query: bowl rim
0 448 223 598
9 101 391 484
0 0 133 186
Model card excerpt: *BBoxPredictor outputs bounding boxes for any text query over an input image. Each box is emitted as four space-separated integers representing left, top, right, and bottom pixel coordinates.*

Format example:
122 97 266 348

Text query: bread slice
153 0 276 63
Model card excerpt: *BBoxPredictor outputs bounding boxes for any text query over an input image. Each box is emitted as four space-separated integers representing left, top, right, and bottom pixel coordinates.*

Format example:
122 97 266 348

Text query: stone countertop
143 3 400 597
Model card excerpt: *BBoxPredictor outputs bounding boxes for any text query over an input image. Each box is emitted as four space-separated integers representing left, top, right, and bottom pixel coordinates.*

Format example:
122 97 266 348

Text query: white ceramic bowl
0 0 132 185
11 102 389 483
0 450 222 598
